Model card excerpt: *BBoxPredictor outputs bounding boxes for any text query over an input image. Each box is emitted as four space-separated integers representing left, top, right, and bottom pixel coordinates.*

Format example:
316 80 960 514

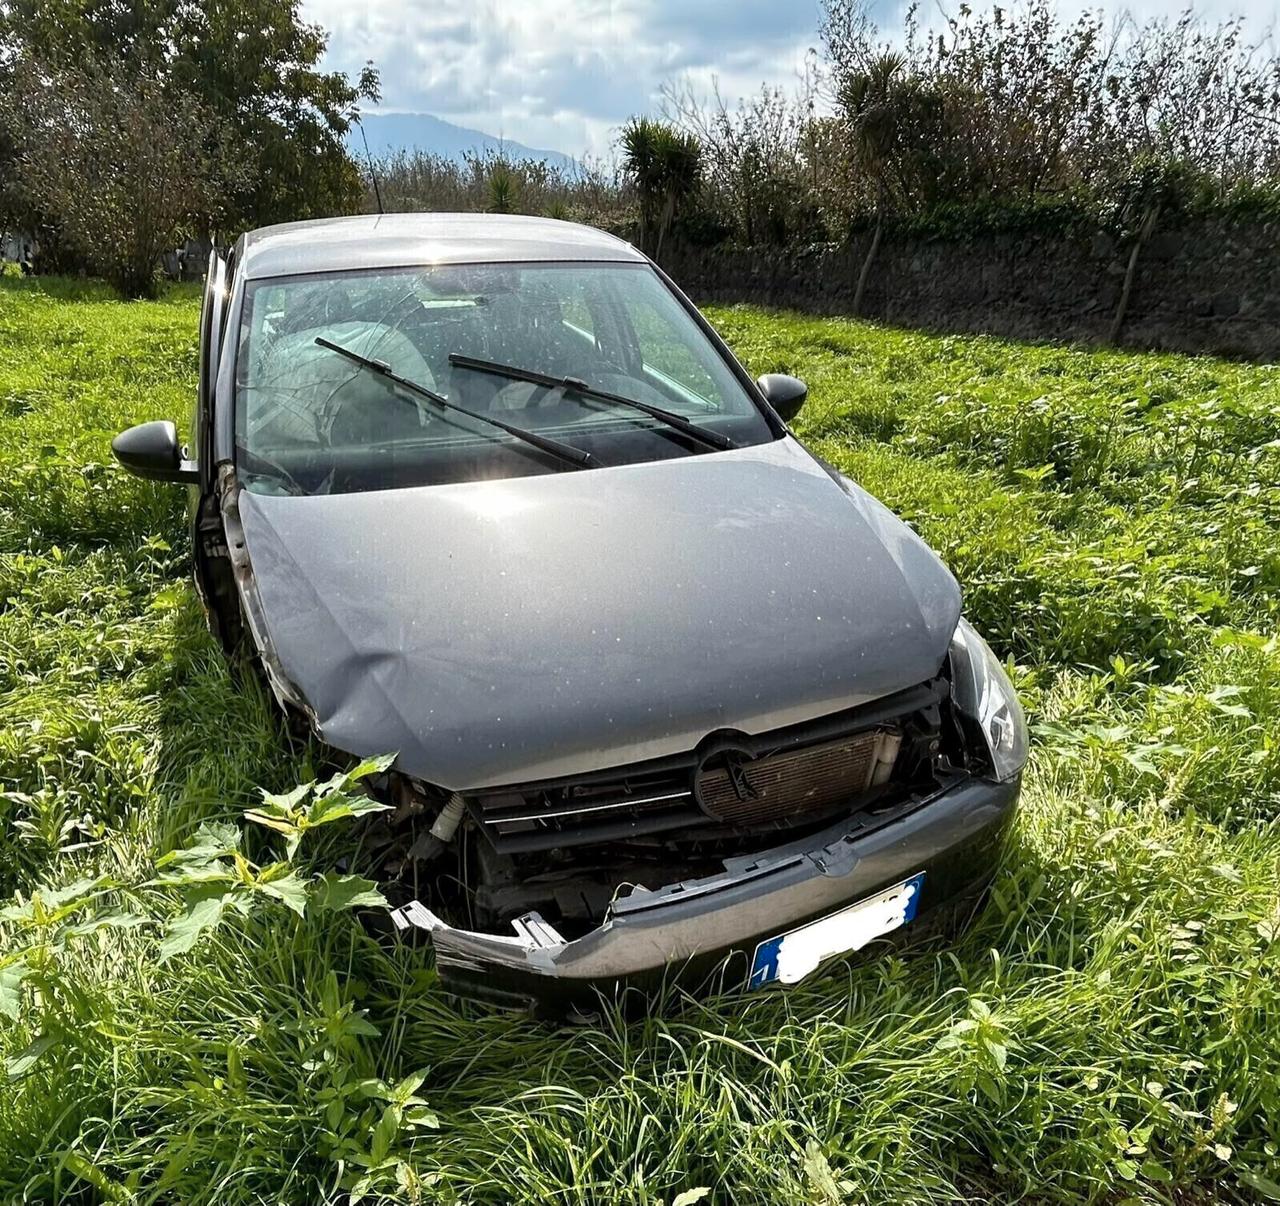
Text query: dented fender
218 465 316 721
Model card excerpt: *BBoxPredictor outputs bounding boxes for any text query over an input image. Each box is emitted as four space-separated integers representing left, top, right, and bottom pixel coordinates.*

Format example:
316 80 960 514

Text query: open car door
191 251 233 646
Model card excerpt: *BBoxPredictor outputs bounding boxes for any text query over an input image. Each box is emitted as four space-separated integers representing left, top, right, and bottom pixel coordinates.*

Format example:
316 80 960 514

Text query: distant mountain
349 112 577 171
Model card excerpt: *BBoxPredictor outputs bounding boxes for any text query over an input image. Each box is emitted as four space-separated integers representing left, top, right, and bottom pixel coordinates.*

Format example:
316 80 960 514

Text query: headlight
949 618 1028 782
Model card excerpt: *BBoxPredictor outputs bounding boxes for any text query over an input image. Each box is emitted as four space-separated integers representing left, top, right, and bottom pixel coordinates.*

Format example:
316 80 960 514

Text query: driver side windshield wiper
447 353 736 451
314 337 594 470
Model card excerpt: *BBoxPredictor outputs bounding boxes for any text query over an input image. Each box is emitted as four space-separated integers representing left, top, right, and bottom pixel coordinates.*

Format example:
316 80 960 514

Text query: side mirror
111 420 198 484
757 374 808 423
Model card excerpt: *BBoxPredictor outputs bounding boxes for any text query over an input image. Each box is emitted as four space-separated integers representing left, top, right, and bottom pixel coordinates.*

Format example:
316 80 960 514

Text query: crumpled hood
236 437 961 789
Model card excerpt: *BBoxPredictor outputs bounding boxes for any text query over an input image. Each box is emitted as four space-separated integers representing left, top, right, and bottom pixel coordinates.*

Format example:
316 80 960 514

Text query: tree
823 0 1280 219
1107 159 1196 345
660 76 826 247
0 0 379 234
619 117 703 259
3 59 237 297
169 0 380 229
837 53 915 315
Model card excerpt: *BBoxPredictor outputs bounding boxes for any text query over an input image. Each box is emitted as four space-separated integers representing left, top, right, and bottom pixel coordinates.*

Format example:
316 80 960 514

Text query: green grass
0 275 1278 1203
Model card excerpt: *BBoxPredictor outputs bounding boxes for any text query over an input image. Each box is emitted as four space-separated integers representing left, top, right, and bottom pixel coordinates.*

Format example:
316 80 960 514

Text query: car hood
236 437 961 789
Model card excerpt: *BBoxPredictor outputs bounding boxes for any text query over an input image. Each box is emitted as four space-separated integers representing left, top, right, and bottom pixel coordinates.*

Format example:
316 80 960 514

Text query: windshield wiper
447 353 735 451
315 338 594 469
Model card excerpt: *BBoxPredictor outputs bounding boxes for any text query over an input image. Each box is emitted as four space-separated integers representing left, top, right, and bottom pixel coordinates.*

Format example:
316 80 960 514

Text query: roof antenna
357 117 385 215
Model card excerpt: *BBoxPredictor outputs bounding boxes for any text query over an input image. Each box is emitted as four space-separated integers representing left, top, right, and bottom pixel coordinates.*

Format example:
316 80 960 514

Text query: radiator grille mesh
695 729 890 826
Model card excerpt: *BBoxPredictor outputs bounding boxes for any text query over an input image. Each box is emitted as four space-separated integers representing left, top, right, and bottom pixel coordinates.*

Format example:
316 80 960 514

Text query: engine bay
360 677 977 941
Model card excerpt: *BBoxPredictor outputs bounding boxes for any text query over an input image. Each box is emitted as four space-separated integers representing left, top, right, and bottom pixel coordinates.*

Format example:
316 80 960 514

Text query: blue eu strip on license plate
748 871 926 989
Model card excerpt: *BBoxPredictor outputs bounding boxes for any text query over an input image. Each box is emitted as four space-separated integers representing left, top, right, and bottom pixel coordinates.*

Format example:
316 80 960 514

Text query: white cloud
305 0 1279 159
303 0 821 157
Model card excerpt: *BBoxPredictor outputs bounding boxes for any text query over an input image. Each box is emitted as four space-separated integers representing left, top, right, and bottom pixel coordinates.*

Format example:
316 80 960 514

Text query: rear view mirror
111 420 198 484
757 374 808 423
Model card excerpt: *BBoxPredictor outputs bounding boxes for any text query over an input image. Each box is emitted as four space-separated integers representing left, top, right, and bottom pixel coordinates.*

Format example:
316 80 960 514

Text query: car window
234 261 774 496
627 295 724 406
559 276 595 341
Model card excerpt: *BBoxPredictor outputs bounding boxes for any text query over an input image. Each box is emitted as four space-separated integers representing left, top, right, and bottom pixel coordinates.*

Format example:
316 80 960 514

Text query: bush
609 1 1280 250
2 60 236 298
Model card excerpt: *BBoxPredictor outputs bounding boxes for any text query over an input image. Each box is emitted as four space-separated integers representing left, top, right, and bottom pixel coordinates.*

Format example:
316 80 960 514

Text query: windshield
234 261 774 495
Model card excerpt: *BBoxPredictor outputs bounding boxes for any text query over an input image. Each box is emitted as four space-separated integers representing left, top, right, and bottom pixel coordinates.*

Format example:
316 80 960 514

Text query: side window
560 278 595 341
625 297 724 408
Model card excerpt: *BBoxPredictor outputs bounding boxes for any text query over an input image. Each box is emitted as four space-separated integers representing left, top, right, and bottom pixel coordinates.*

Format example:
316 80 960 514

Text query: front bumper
391 772 1021 1011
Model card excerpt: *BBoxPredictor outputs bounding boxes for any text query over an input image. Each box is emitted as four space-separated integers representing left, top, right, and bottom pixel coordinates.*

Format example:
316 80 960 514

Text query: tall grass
0 276 1276 1202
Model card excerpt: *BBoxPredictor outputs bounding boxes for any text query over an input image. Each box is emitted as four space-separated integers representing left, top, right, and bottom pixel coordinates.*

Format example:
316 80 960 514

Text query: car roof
239 212 646 280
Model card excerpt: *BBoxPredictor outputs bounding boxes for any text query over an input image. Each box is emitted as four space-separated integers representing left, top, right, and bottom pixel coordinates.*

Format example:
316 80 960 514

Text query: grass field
0 272 1278 1203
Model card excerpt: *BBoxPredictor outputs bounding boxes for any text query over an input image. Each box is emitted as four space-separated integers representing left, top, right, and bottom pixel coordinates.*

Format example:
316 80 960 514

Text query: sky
301 0 1280 161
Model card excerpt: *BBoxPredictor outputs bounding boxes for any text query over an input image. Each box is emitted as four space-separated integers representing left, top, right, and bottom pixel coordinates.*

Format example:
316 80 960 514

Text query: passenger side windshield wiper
315 337 594 470
447 353 736 451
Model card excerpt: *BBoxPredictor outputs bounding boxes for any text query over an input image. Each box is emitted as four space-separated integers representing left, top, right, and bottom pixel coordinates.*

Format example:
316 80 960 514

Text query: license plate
748 872 926 989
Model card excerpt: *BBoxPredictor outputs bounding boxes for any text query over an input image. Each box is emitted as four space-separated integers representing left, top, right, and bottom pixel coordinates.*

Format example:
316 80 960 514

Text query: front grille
471 727 902 852
466 680 942 855
695 729 898 826
471 768 704 853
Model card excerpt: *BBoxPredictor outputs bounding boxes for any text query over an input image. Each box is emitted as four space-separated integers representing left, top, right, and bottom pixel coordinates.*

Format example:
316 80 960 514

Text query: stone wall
662 219 1280 359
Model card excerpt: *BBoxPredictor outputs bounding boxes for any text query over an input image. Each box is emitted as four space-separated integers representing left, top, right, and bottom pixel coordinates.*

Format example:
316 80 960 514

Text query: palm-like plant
838 52 914 315
620 117 703 259
486 162 518 214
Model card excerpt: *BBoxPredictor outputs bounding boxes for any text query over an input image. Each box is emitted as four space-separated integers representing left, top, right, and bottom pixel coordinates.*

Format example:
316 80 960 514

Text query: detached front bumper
391 772 1021 1011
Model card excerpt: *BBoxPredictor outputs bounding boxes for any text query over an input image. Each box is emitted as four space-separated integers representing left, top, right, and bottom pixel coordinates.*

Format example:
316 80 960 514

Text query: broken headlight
949 618 1028 783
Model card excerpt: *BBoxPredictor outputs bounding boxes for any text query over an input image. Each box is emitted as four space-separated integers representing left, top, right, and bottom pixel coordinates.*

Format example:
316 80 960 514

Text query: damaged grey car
112 213 1027 1010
